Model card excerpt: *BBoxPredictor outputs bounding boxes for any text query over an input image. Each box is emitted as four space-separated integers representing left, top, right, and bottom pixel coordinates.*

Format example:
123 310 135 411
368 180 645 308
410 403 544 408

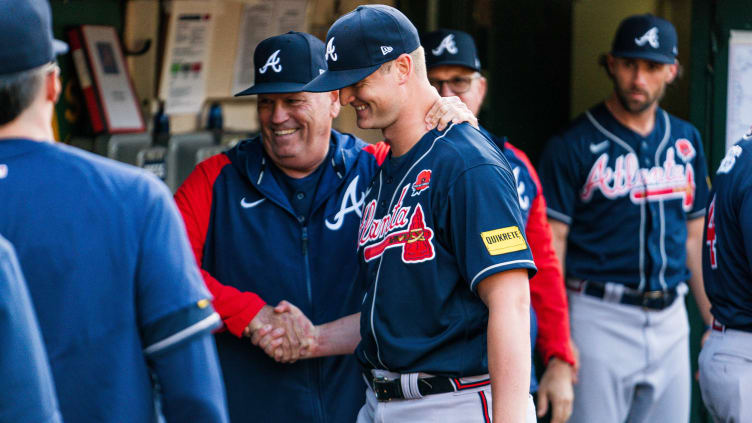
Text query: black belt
365 374 490 402
568 280 679 310
712 318 752 333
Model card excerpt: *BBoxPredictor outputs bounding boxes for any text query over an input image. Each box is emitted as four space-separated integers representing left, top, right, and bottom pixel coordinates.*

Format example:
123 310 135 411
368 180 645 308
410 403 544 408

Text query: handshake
243 301 318 363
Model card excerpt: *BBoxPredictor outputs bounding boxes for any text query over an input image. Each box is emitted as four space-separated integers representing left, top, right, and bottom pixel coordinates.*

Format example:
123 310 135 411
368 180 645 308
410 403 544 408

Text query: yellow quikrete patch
481 226 527 255
197 299 210 309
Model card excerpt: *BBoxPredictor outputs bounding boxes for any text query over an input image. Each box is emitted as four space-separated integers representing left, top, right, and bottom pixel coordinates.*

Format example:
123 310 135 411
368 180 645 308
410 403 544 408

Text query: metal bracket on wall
123 38 152 56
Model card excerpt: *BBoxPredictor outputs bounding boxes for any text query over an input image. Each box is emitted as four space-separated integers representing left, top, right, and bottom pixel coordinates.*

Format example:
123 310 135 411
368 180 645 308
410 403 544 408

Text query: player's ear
605 54 617 76
665 62 678 84
478 75 487 104
394 54 411 85
328 90 341 118
45 65 61 104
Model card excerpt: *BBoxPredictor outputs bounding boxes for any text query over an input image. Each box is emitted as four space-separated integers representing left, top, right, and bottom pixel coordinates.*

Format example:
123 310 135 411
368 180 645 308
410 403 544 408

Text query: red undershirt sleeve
173 154 266 338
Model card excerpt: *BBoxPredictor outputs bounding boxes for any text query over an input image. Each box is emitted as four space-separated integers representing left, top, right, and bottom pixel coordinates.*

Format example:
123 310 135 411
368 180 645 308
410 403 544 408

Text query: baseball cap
0 0 68 76
303 5 420 93
611 14 677 64
422 29 481 72
235 31 327 96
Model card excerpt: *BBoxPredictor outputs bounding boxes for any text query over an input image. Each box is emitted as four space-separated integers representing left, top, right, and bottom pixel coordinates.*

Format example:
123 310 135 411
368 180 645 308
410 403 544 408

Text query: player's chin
355 116 376 130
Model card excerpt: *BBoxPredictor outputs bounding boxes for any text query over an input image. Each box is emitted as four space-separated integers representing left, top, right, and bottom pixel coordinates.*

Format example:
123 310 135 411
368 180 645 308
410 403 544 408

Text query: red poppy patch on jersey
675 139 696 162
411 169 432 196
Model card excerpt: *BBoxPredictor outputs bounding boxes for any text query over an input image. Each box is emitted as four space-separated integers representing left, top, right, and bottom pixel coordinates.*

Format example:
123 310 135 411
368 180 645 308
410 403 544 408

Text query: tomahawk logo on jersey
359 185 436 263
539 104 710 290
705 196 717 269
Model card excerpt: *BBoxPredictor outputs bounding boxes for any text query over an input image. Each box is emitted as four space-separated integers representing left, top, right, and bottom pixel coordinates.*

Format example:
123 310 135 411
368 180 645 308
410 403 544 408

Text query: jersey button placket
296 192 305 200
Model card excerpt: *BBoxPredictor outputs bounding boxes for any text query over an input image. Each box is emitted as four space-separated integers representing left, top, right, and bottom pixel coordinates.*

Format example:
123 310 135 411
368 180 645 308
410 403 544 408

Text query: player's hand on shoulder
425 94 478 131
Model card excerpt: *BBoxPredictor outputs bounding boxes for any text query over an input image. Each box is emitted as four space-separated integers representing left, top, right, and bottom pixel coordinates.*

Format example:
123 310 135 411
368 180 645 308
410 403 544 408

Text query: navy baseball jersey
355 123 537 377
703 135 752 331
539 103 710 291
0 235 61 423
0 139 225 422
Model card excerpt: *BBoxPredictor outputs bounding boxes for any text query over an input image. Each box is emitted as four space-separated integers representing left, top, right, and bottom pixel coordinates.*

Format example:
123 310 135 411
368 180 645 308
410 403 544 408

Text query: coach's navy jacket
175 130 388 423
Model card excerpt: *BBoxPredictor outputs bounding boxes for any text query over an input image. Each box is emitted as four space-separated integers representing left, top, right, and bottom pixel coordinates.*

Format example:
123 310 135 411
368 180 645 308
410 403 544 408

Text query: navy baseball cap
0 0 68 76
422 29 481 72
235 31 327 96
303 5 420 93
611 14 677 64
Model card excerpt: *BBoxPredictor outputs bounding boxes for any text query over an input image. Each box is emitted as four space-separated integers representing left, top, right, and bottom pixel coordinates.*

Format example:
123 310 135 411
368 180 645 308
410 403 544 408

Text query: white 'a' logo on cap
259 49 282 74
326 37 338 62
432 34 458 56
634 27 660 48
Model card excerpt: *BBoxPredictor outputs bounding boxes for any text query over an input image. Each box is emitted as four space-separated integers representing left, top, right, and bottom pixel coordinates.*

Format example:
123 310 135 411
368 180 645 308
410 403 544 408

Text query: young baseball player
174 31 475 423
0 1 228 421
297 5 538 422
699 130 752 422
422 28 577 423
538 14 712 422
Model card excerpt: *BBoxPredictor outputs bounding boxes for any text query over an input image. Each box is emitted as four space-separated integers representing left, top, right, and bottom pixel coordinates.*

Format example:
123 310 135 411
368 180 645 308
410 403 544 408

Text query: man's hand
244 301 316 363
569 337 580 383
536 357 575 423
425 95 478 131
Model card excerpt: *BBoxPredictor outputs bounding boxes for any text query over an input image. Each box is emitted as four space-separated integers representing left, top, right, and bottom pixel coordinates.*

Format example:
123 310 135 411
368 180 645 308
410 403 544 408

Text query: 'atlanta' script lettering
580 148 695 211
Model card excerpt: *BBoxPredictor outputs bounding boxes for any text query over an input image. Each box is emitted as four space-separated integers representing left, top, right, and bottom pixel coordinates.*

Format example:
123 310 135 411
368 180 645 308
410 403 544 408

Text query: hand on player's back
245 302 317 363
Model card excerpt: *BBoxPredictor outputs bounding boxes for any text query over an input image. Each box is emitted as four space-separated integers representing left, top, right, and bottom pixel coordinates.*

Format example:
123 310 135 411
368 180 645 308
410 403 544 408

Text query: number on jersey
706 196 717 269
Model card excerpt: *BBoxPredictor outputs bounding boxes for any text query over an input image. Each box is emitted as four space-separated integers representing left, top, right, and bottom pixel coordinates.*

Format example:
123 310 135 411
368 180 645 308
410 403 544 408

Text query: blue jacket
175 130 388 423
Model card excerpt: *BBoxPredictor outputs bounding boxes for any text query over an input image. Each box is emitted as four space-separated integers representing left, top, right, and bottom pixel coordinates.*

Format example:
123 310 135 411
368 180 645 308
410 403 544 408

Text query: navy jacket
175 130 388 423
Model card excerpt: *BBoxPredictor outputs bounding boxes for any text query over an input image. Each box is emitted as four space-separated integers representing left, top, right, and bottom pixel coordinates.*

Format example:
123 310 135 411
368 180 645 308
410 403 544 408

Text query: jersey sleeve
688 128 711 219
149 334 229 422
538 134 581 225
173 154 266 337
736 150 752 271
134 176 221 356
524 176 575 366
0 237 62 423
445 164 537 292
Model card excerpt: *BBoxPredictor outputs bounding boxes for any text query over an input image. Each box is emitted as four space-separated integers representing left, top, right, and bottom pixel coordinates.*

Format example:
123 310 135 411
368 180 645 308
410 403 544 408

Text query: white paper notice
163 2 215 115
231 0 308 95
726 30 752 151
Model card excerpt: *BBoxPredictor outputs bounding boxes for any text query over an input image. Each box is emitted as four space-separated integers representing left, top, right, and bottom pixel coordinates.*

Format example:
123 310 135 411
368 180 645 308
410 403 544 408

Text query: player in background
422 28 576 423
538 14 712 422
0 1 228 421
173 31 475 423
291 5 537 422
699 130 752 422
0 235 62 423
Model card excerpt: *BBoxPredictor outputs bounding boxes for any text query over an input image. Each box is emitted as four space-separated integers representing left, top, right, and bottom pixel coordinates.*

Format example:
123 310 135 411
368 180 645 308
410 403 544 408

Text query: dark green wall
400 0 573 165
690 0 752 175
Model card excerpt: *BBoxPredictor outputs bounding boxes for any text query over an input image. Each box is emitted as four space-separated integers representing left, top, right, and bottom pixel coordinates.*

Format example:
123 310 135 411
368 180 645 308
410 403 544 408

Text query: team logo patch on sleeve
481 226 527 255
412 169 432 196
